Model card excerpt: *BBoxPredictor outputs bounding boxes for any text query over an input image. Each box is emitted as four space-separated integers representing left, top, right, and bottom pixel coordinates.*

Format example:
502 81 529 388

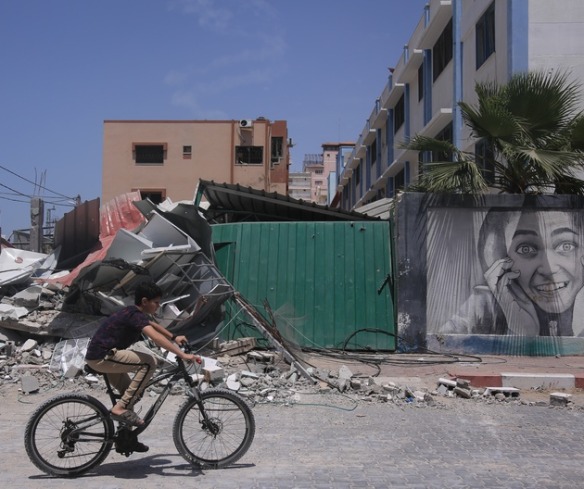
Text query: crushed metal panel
136 212 200 250
0 248 48 286
105 228 153 263
100 191 145 238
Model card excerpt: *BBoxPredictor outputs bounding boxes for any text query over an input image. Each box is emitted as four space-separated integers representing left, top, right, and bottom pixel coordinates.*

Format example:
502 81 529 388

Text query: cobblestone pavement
3 387 584 489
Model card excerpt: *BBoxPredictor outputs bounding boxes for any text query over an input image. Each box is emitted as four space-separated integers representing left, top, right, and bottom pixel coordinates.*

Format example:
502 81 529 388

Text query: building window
236 146 263 165
394 169 405 192
271 136 283 163
432 122 453 162
355 163 361 186
183 145 192 159
433 19 453 81
315 169 323 174
476 2 495 69
135 189 165 204
475 139 495 184
371 139 377 166
418 64 424 101
134 144 166 164
394 94 405 133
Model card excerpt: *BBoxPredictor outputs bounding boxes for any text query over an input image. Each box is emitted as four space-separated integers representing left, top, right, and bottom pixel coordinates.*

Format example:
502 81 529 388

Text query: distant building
336 0 584 211
102 119 290 204
291 142 354 205
288 171 311 201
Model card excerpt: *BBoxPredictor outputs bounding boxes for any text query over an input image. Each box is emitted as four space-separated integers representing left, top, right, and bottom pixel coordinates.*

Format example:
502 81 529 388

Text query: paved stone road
3 388 584 488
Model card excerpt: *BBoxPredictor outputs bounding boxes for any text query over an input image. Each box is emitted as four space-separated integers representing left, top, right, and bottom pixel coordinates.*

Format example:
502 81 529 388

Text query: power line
0 164 77 200
0 194 30 204
0 181 31 198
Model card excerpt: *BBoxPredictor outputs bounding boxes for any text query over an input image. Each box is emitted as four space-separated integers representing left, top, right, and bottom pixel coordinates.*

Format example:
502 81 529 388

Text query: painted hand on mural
484 257 540 336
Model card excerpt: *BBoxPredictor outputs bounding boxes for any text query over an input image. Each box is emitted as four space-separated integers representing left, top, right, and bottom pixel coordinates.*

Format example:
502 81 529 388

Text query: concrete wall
396 192 584 355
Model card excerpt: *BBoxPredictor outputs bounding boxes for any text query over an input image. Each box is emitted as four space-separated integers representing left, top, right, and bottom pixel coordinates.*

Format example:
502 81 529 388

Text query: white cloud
169 0 233 33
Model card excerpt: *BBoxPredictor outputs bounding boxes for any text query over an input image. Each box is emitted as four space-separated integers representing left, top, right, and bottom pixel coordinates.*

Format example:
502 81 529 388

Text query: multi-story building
291 143 354 205
102 119 290 204
336 0 584 211
288 171 312 201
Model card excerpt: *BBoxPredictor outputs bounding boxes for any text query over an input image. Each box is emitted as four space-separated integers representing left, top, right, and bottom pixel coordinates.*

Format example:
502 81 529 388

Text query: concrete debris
0 339 578 410
550 392 573 406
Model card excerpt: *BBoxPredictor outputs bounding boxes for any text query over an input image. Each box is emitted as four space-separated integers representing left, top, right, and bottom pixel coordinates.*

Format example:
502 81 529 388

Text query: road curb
447 370 584 390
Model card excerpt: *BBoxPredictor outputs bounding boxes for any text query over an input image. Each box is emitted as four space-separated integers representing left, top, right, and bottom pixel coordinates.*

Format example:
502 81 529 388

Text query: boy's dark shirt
85 305 151 360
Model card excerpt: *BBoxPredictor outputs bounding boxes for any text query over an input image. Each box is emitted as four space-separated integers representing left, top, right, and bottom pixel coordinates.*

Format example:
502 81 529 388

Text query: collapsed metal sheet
63 198 233 345
0 248 48 286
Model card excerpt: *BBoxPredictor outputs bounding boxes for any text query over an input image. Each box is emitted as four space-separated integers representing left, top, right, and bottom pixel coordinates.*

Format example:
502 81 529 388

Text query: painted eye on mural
515 243 537 256
555 241 576 253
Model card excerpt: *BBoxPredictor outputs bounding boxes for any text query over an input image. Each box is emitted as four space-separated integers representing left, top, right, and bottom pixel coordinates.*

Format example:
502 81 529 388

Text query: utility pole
30 197 44 252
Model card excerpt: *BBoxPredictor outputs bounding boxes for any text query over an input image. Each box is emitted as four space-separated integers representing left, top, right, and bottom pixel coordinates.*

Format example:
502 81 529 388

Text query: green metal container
211 221 395 351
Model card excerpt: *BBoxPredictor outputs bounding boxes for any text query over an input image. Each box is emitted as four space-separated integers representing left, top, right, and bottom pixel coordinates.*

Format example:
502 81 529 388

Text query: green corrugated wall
211 221 395 351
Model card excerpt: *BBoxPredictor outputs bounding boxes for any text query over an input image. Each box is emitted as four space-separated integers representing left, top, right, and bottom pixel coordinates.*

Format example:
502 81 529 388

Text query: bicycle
23 343 256 477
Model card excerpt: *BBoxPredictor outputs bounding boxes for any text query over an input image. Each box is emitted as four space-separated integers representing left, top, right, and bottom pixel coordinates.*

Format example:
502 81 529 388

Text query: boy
85 281 199 432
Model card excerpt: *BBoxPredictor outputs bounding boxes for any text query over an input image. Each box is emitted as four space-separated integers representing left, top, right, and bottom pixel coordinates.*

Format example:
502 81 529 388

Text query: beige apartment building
102 119 290 204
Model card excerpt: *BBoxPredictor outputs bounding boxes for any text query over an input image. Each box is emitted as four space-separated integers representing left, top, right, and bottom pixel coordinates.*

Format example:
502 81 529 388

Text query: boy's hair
134 281 163 305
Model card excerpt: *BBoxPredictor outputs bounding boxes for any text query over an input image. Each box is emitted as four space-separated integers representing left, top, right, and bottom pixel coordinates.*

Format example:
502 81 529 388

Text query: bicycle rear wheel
24 393 115 477
173 388 255 468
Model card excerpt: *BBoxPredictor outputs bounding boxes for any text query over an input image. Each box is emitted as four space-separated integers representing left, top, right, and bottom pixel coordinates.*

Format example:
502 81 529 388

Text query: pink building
102 119 290 204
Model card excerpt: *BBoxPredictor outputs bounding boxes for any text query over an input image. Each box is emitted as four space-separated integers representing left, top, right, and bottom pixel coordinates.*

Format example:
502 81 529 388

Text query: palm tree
406 71 584 194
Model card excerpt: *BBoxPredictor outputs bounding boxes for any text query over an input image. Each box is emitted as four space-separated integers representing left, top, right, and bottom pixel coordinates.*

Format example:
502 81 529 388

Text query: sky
0 0 427 239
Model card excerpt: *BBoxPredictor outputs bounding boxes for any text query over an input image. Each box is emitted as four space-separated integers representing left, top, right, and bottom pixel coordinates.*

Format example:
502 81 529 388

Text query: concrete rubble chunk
438 378 457 388
484 386 520 398
550 392 572 406
338 365 353 380
21 374 40 394
217 337 256 356
20 339 38 352
454 386 472 399
204 364 225 383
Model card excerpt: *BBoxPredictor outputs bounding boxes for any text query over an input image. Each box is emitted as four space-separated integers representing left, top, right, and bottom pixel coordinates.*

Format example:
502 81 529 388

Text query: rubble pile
0 337 575 409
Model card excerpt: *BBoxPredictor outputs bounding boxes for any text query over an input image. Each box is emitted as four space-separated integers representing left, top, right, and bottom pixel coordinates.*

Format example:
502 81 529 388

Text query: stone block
21 375 39 394
203 365 225 383
550 392 572 406
20 339 38 352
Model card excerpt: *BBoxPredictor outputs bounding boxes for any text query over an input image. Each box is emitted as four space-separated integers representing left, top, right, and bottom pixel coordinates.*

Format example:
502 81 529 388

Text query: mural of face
507 211 584 314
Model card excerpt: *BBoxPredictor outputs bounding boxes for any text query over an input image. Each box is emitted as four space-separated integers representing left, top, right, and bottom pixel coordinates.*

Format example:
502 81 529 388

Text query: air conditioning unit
239 119 253 128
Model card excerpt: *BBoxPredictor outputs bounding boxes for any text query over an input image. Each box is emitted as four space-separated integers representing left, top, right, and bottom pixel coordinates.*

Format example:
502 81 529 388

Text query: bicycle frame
99 356 204 438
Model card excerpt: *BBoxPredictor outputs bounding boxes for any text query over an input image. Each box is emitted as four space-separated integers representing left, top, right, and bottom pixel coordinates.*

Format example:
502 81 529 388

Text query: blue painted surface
452 0 463 149
507 0 529 76
423 50 432 125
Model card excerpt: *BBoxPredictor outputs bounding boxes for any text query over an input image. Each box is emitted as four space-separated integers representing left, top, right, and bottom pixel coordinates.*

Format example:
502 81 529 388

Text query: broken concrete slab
550 392 572 406
21 374 40 394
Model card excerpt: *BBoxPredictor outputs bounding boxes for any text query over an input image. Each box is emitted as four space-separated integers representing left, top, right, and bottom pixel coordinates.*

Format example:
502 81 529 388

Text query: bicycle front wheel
24 393 115 477
173 388 255 468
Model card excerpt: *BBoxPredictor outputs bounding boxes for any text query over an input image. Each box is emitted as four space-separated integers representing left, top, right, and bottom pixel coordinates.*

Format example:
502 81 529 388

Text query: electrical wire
0 164 77 200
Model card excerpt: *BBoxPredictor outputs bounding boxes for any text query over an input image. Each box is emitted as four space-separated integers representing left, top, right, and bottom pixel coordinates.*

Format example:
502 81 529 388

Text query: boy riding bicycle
84 281 199 445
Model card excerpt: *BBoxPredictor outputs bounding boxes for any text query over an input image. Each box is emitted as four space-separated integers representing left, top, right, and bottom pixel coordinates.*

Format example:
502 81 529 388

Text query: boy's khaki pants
86 349 157 410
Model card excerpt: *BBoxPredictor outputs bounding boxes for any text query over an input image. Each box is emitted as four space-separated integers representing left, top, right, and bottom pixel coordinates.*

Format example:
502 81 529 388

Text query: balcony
417 107 453 138
371 98 389 129
381 82 405 110
418 0 452 49
397 48 424 84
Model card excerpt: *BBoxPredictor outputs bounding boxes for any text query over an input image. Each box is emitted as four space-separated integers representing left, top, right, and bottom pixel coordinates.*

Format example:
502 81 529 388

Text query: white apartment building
336 0 584 211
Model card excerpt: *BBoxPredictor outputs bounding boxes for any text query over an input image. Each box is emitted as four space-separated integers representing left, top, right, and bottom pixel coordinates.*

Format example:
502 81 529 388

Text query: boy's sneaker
134 441 149 452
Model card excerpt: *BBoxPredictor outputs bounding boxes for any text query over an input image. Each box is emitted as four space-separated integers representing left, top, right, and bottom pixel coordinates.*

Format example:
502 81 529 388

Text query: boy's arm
148 320 188 345
142 325 198 362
